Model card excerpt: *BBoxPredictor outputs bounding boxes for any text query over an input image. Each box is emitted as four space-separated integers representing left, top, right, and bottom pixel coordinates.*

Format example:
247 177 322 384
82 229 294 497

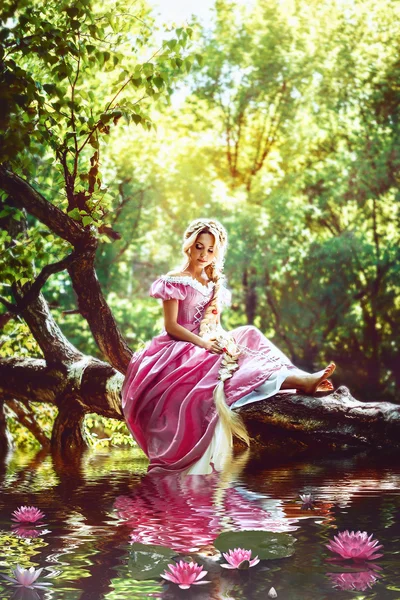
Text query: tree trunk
238 385 400 454
1 357 399 456
0 357 124 453
51 401 88 454
242 267 257 325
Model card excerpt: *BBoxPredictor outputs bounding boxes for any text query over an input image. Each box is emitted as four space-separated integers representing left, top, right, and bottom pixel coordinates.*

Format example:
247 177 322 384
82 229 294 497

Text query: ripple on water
0 449 399 599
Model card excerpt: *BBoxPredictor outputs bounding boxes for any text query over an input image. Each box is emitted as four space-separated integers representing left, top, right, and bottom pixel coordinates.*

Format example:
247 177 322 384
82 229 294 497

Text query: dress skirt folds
121 275 297 475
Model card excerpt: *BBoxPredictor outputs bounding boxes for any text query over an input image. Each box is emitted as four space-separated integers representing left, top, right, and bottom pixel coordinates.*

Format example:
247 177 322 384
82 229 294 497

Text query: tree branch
5 399 51 449
0 165 85 245
6 251 80 314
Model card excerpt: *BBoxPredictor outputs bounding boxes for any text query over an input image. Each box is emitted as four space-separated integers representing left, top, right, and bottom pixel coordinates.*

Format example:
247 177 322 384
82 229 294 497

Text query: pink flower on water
299 493 315 509
220 547 260 569
327 568 382 591
1 565 52 589
160 560 210 589
326 530 383 561
11 506 45 524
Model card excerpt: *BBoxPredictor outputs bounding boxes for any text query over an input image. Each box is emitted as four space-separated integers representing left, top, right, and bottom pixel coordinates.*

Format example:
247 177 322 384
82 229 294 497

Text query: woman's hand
202 339 224 354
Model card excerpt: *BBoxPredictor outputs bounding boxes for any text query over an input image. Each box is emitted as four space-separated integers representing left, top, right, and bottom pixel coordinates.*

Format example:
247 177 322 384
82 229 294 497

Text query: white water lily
268 587 278 598
1 565 53 589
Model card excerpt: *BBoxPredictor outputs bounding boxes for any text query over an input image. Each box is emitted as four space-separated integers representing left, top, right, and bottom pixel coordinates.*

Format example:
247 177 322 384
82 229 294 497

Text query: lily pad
129 543 177 581
214 530 296 560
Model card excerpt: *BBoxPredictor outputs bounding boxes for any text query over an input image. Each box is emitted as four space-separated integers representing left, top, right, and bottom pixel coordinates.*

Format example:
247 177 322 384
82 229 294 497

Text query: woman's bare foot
316 379 334 392
280 362 336 394
302 362 336 395
296 379 334 394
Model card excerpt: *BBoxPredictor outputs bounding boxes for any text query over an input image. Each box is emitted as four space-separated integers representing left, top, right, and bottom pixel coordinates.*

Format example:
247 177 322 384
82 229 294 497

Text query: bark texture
238 385 400 454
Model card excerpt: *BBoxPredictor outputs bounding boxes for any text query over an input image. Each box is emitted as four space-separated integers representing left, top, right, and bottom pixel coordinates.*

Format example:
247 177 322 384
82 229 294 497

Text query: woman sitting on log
121 218 336 475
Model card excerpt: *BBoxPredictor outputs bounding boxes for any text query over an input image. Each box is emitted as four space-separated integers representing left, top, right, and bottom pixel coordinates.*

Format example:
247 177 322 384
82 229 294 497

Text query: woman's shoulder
149 274 188 301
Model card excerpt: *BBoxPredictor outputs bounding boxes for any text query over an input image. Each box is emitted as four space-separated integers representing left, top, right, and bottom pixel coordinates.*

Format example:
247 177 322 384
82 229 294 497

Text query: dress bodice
149 275 231 333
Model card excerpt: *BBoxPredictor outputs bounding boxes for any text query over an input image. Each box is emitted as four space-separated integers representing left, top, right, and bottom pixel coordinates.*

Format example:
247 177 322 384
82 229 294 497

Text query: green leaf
43 83 57 94
67 208 82 220
129 543 177 581
82 216 93 226
214 530 297 560
143 63 154 76
153 76 164 89
66 6 80 18
184 57 193 73
99 112 112 123
166 39 177 50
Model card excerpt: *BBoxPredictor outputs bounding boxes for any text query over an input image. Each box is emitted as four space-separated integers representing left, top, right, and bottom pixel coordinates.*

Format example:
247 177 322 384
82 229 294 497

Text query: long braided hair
181 218 227 334
181 219 250 447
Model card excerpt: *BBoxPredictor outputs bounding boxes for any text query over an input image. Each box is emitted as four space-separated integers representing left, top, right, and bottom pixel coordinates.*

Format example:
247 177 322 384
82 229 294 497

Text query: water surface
0 448 399 599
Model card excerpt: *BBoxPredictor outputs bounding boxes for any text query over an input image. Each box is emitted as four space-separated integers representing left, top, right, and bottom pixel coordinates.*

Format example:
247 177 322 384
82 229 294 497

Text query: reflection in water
9 589 41 600
10 524 50 539
113 450 299 553
0 448 399 598
327 563 383 591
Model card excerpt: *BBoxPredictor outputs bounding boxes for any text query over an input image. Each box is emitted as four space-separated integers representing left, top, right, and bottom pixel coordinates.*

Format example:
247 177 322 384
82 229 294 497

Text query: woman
121 219 335 475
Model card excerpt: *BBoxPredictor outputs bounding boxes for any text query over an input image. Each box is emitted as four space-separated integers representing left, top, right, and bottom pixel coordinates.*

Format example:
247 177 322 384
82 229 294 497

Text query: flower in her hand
299 493 315 509
326 530 383 561
11 506 45 524
220 547 260 569
160 560 210 589
1 565 53 589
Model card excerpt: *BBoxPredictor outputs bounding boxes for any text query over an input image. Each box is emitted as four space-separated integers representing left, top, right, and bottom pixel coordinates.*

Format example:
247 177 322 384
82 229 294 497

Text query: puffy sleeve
149 277 187 301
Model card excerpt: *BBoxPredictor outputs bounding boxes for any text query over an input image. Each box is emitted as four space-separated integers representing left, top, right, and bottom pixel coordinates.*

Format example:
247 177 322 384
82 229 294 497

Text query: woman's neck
184 266 208 282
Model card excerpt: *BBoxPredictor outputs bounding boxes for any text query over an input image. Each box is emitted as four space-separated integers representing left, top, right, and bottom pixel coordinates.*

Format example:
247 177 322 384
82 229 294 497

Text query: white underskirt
184 368 291 476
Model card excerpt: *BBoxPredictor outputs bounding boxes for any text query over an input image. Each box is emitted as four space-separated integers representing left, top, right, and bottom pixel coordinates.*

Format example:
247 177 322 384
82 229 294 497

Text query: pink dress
121 275 296 474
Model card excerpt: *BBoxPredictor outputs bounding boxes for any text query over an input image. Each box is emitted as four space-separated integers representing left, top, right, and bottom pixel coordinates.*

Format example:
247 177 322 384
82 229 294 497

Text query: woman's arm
162 299 222 354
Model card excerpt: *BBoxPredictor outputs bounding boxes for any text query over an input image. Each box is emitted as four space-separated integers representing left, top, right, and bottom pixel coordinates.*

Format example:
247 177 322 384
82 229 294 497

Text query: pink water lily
326 530 383 561
299 493 315 509
1 565 52 589
11 506 45 524
160 560 210 589
220 547 260 569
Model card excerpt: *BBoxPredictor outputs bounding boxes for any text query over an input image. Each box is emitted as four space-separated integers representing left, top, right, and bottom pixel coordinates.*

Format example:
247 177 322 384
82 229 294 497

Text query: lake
0 447 399 599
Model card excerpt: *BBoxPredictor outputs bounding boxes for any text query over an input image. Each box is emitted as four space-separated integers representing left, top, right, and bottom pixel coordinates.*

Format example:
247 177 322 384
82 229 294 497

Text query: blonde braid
181 219 250 448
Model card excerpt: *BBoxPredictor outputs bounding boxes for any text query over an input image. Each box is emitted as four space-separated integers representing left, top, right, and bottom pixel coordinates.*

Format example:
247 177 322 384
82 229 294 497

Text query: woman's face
189 233 216 269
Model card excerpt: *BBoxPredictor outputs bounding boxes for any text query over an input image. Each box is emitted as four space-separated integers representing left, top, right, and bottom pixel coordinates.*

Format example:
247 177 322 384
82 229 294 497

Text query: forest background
0 0 399 450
